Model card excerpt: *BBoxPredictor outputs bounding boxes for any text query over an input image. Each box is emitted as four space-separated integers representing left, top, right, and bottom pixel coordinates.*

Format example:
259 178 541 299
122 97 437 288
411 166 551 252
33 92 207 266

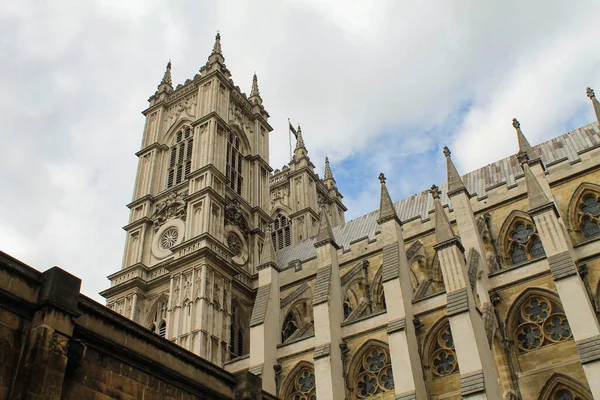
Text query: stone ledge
313 343 331 360
460 370 485 396
447 288 468 316
387 318 406 335
548 251 577 280
576 335 600 364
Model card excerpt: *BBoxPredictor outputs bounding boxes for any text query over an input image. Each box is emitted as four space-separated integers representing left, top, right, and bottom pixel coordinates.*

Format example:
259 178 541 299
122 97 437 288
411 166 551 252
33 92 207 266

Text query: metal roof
276 122 600 268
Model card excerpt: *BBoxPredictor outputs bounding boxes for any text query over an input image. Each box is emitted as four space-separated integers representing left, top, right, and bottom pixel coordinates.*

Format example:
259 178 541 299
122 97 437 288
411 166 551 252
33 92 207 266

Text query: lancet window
511 293 572 353
226 131 243 195
506 221 545 265
272 213 291 250
149 299 168 338
538 373 593 400
229 301 248 358
167 126 193 188
281 312 298 343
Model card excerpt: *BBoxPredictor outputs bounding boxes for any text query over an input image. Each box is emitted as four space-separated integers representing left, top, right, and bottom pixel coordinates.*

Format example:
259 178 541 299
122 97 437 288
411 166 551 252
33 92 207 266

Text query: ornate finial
443 146 451 158
295 124 305 149
587 87 596 99
516 150 529 165
251 73 260 97
161 60 172 86
297 124 301 132
212 31 222 55
512 118 520 129
430 184 440 199
324 155 334 181
378 173 386 184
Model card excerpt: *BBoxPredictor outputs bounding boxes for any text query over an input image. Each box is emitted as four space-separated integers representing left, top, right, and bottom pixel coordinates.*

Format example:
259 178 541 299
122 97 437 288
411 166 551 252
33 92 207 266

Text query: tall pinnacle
324 156 334 181
160 60 172 87
587 87 600 123
430 185 456 244
443 146 466 195
249 73 262 106
512 118 537 161
377 173 399 224
295 125 305 149
212 32 222 55
315 205 337 248
259 227 277 266
522 160 550 210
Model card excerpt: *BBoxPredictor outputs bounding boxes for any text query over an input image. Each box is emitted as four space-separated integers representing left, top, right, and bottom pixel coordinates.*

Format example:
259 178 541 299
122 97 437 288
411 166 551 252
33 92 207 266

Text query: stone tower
269 127 346 253
101 33 273 366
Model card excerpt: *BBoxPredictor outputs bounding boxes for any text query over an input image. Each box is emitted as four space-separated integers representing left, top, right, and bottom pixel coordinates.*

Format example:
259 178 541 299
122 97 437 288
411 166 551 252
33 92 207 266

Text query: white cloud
0 0 599 301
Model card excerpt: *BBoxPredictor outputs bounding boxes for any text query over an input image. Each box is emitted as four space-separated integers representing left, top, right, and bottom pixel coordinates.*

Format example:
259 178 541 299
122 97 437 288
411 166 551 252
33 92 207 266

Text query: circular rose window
160 227 179 250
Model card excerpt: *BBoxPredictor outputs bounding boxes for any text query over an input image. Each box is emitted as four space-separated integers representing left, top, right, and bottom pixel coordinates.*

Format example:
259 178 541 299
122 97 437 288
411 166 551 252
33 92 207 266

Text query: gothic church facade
101 34 600 400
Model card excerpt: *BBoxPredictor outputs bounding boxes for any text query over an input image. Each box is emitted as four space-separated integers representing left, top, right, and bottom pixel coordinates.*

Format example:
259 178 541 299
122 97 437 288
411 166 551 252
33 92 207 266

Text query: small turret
202 32 230 78
293 124 308 160
156 60 173 95
323 155 336 190
587 87 600 124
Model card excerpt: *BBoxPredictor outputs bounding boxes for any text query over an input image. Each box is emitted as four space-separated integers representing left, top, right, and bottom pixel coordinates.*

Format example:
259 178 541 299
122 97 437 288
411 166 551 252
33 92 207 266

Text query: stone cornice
528 201 559 218
135 142 168 158
122 217 151 232
433 237 465 253
126 194 154 210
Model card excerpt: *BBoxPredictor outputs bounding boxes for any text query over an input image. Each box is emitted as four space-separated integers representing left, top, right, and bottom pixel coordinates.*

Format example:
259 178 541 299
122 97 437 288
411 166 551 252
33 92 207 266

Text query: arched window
229 300 248 359
149 298 168 338
281 363 316 400
580 194 600 239
167 126 193 188
226 131 243 195
342 280 367 322
538 373 593 400
281 312 298 343
347 341 394 399
506 221 546 265
509 292 572 353
272 214 291 250
371 268 386 312
428 321 458 378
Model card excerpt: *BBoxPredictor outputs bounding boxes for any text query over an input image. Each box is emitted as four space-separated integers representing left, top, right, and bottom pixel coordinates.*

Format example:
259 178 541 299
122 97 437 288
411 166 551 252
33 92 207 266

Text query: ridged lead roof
276 122 600 268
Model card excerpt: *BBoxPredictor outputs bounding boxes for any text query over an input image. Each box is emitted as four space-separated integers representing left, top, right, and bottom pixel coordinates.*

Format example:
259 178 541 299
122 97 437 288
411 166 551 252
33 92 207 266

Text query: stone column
431 186 502 399
377 173 427 399
249 230 281 396
521 159 600 396
12 267 81 400
311 207 345 400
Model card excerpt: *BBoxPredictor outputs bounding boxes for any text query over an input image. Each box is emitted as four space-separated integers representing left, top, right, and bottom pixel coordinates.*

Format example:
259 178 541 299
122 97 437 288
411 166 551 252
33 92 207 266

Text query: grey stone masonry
249 284 271 327
248 364 264 377
381 243 400 282
460 370 485 396
447 288 469 316
312 265 332 306
387 318 406 334
576 335 600 364
548 251 578 280
313 343 331 360
395 391 416 400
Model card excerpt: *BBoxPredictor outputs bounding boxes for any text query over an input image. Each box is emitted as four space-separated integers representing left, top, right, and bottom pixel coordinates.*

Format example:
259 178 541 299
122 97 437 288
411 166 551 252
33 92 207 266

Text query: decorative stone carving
226 232 243 256
152 191 188 231
224 198 250 236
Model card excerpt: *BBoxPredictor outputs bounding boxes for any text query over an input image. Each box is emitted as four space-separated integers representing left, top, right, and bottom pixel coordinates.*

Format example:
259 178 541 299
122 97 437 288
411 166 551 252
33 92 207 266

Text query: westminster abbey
6 33 600 400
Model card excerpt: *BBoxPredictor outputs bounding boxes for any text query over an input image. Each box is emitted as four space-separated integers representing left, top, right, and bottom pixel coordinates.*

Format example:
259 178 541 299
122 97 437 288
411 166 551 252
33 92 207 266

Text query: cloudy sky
1 1 599 301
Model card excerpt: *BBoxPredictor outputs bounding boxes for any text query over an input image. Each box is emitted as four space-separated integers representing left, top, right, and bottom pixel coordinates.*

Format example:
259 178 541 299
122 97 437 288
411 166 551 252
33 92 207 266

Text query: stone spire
315 206 338 248
512 118 537 161
207 32 225 65
324 156 334 180
249 73 263 106
295 124 305 149
521 154 550 210
430 184 456 244
587 87 600 123
258 227 278 268
443 146 467 196
377 173 400 224
161 60 172 87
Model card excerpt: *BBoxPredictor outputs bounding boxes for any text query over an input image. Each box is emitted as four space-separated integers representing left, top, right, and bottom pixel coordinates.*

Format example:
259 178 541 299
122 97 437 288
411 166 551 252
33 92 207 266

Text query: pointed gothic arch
370 265 386 312
343 277 368 321
144 292 169 337
228 122 253 155
162 117 196 144
423 317 459 380
505 288 572 354
537 373 592 400
280 360 316 400
567 182 600 241
497 210 545 266
346 339 395 399
281 298 314 343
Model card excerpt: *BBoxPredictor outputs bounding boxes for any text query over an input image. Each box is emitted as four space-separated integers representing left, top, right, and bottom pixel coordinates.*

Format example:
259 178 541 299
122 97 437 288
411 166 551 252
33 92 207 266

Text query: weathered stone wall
0 251 276 400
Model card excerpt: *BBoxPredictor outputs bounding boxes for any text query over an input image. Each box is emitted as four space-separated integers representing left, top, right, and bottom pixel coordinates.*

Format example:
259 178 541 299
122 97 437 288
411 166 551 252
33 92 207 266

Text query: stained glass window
579 194 600 240
226 132 243 195
354 346 394 398
507 221 545 265
287 367 316 400
430 323 458 377
514 295 572 352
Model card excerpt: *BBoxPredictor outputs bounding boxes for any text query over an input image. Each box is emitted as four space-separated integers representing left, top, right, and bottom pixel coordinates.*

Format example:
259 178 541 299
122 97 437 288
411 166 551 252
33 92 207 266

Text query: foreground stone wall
0 251 277 400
